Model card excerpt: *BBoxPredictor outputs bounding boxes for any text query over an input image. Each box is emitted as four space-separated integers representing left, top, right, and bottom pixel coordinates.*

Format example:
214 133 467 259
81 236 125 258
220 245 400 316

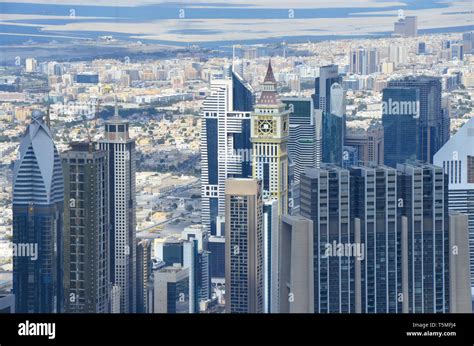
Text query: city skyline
0 2 473 321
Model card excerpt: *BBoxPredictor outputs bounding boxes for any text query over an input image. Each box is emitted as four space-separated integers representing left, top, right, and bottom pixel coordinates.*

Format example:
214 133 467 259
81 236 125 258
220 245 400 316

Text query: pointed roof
257 60 279 106
263 59 276 83
13 110 63 205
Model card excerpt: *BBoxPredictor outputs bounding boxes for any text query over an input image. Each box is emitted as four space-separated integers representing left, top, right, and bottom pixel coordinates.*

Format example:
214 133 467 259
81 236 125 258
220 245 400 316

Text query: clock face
257 119 275 135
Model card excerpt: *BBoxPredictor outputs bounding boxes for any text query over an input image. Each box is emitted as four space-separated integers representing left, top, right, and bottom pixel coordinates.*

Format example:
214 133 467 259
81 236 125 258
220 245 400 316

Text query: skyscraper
312 64 341 114
350 47 378 75
451 42 464 61
394 15 417 37
299 162 468 313
382 86 420 167
397 162 450 313
12 109 64 313
282 97 319 181
321 110 344 166
300 166 353 313
448 213 472 313
251 61 289 216
208 235 225 284
383 77 448 166
136 239 152 313
462 31 474 54
225 178 264 313
263 199 279 313
388 45 408 67
434 117 474 301
350 165 399 313
310 65 345 166
201 71 254 235
152 265 190 313
279 215 314 313
99 104 137 313
62 142 110 313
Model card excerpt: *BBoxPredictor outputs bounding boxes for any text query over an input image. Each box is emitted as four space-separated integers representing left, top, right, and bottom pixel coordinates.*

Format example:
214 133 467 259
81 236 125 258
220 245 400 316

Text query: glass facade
300 163 451 313
382 87 419 168
322 113 344 166
384 77 448 166
167 279 190 314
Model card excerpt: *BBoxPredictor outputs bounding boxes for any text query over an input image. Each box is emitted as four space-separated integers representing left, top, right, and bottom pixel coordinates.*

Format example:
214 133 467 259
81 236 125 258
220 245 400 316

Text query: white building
99 104 137 313
434 118 474 301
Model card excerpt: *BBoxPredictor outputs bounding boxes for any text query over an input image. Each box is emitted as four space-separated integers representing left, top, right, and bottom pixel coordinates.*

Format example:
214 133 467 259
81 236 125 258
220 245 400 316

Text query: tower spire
263 59 276 83
258 59 279 105
114 95 119 118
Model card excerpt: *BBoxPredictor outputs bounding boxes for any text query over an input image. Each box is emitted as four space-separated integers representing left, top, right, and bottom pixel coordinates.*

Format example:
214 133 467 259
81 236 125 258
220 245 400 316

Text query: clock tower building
251 61 289 216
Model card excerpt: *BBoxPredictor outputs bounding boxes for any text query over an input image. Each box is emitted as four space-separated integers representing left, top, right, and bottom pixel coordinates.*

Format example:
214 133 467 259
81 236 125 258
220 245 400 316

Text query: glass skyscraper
382 87 420 167
312 64 341 113
12 110 64 313
321 112 344 166
282 97 320 182
201 71 254 235
384 76 449 166
299 162 463 313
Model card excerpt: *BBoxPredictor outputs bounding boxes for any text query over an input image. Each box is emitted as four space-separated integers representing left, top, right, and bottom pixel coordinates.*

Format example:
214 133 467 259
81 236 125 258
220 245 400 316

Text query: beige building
449 212 472 313
225 178 264 313
279 215 314 313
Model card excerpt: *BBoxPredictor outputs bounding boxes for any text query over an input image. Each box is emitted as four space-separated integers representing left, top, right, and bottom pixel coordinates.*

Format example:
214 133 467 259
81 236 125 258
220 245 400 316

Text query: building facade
225 179 264 313
434 118 474 301
99 105 137 313
251 61 289 217
62 142 110 313
201 71 254 235
384 77 448 166
12 110 64 313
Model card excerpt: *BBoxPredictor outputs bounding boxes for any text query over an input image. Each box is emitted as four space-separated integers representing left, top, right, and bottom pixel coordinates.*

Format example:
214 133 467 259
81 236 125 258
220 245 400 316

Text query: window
468 156 474 184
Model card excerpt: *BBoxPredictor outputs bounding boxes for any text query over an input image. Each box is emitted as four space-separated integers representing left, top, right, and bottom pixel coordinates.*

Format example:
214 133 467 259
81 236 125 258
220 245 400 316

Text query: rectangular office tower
312 64 342 113
201 71 254 235
382 87 420 167
99 106 137 313
282 97 320 182
394 15 417 37
434 117 474 303
12 110 64 313
62 142 110 313
396 162 450 313
300 166 353 313
350 166 399 313
225 179 264 313
448 213 472 313
136 239 152 313
350 47 378 75
300 163 470 313
151 265 190 313
384 77 448 166
311 65 345 167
